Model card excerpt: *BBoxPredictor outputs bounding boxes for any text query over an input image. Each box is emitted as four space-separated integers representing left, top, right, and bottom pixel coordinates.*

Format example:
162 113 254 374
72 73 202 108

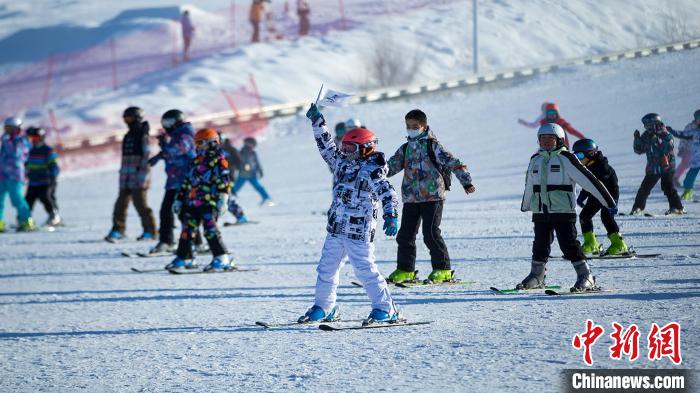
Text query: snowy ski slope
0 44 698 391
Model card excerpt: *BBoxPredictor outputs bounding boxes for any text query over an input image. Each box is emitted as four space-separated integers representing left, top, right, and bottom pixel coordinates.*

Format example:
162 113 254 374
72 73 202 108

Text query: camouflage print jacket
387 128 472 203
313 121 399 243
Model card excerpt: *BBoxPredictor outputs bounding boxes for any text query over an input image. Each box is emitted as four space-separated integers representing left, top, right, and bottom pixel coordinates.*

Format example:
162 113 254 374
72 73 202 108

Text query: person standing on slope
668 109 700 202
166 128 232 272
385 109 475 284
24 126 61 227
630 113 685 215
572 139 629 256
0 117 34 232
147 109 196 254
232 137 273 206
519 123 616 292
300 103 400 325
105 107 157 242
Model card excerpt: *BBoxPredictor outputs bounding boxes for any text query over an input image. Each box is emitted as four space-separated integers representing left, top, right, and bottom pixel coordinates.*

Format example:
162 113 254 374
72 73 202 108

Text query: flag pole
314 83 324 105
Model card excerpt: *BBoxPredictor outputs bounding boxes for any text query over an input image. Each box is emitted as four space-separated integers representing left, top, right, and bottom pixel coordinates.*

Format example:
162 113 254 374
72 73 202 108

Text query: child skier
232 137 273 206
301 103 400 325
519 124 617 292
166 128 232 272
25 127 61 226
105 107 157 242
147 109 196 254
0 117 34 232
540 103 585 148
630 113 685 215
385 109 475 284
572 139 629 256
668 109 700 201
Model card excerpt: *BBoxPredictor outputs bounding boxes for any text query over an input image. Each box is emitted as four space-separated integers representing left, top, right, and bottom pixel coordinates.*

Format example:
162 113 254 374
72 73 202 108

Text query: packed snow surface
0 43 698 391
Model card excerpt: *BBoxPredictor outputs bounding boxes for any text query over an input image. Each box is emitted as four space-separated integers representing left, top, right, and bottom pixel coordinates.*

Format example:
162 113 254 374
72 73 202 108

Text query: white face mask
407 128 423 139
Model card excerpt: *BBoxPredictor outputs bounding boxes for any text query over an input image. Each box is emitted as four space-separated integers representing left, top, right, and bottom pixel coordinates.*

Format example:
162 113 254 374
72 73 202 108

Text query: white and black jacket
521 147 615 222
313 121 399 242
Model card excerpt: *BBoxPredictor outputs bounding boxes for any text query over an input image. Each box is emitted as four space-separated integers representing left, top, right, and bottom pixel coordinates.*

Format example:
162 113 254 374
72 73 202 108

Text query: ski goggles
341 141 361 153
545 109 558 117
161 117 177 129
575 152 586 160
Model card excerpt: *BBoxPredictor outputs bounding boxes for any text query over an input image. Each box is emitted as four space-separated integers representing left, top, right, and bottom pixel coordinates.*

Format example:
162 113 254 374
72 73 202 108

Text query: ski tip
130 267 141 273
544 289 560 296
255 321 272 328
318 324 339 331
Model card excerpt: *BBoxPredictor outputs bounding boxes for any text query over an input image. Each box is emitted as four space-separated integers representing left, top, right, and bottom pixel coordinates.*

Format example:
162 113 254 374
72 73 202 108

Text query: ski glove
306 103 324 125
634 130 641 138
464 184 476 194
383 216 398 236
216 193 229 216
148 152 164 167
576 193 587 208
608 205 618 215
172 200 183 215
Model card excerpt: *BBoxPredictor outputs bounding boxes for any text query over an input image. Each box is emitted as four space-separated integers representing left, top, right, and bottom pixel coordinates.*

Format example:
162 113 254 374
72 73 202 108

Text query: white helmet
537 123 565 139
4 117 22 128
345 118 362 130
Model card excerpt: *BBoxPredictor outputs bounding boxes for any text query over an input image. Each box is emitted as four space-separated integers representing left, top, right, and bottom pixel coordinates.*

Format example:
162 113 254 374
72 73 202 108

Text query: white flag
318 89 353 108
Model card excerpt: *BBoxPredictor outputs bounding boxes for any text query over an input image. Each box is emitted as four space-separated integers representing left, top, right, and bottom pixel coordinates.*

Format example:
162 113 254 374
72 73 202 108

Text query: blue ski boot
297 305 339 323
362 304 400 326
203 254 234 272
105 229 125 243
137 232 156 241
165 257 197 271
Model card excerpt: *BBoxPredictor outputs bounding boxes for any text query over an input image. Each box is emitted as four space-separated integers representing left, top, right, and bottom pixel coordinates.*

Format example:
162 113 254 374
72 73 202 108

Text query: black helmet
641 113 662 124
161 109 185 130
123 106 143 120
694 109 700 122
243 137 257 147
26 126 46 138
572 138 598 153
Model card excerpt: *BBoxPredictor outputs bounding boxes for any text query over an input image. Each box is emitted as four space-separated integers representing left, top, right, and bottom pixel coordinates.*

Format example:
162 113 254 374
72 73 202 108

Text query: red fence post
48 109 62 146
248 73 263 109
110 39 118 90
221 89 240 116
42 54 55 104
338 0 346 30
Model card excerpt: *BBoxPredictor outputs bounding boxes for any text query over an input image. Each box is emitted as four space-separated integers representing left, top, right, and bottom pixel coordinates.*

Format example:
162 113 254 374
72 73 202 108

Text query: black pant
532 220 585 262
160 189 203 246
176 206 227 259
632 173 683 211
26 184 58 215
396 201 450 271
579 198 619 235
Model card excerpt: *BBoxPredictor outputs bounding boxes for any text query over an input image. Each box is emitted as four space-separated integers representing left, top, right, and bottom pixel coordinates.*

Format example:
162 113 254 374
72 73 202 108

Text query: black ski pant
632 173 683 211
159 189 203 246
532 220 585 263
176 206 227 259
25 184 58 215
396 201 450 272
579 198 619 235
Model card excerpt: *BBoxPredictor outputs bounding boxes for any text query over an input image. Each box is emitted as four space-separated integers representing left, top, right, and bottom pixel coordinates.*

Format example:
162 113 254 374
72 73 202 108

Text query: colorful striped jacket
26 143 59 186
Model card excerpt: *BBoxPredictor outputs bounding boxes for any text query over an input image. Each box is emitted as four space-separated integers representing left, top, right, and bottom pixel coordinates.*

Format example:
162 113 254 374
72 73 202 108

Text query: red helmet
341 128 377 159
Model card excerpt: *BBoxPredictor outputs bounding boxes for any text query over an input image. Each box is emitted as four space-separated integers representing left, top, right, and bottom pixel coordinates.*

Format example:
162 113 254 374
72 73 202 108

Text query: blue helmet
572 138 598 153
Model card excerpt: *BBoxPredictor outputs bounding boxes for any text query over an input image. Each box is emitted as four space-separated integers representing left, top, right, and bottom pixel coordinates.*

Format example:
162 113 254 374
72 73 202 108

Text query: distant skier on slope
667 109 700 202
521 103 586 149
166 128 233 272
630 113 685 215
572 139 629 256
300 103 400 325
519 123 616 292
385 109 475 284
